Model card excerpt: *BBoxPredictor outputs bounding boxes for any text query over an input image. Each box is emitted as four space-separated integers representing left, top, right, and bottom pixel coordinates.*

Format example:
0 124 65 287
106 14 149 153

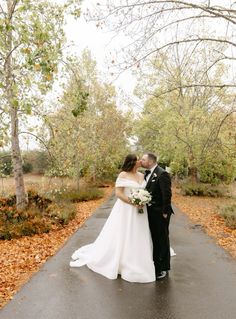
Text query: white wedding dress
70 177 175 283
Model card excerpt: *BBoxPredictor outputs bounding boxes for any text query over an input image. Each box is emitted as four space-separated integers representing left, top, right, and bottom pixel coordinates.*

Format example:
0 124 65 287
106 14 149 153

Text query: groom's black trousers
147 209 171 275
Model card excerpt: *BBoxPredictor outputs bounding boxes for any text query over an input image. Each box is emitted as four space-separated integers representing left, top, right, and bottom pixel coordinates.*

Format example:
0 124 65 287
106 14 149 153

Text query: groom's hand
163 213 168 219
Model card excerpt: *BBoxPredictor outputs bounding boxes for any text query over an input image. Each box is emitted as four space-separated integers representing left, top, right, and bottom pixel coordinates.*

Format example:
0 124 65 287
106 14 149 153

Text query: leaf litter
1 185 235 309
0 187 113 309
173 186 236 259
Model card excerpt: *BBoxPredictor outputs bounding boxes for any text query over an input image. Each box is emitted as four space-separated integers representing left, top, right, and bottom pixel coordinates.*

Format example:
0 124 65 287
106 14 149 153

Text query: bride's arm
115 187 132 204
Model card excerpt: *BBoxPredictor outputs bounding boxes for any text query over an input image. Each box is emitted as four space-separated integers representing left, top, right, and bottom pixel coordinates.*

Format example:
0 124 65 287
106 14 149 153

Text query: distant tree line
0 151 49 176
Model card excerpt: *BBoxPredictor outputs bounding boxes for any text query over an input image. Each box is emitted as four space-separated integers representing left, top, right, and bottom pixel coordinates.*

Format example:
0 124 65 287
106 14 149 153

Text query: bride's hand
127 197 142 208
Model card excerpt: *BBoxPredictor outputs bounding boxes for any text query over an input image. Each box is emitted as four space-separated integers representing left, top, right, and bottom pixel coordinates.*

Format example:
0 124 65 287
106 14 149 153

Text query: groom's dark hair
146 153 157 163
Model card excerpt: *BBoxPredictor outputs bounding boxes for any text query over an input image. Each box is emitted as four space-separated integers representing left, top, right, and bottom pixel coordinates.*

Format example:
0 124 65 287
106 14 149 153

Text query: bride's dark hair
121 154 138 172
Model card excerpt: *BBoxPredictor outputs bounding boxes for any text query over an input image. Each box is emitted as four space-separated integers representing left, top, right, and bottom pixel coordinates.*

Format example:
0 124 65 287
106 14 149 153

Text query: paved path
0 193 236 319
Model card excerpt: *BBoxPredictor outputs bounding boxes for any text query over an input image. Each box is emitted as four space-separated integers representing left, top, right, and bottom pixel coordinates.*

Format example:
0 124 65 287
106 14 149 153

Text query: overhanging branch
152 84 236 98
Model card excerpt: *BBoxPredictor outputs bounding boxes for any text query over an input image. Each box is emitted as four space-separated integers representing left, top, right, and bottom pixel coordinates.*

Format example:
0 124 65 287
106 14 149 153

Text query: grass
218 204 236 229
0 174 87 197
53 187 104 202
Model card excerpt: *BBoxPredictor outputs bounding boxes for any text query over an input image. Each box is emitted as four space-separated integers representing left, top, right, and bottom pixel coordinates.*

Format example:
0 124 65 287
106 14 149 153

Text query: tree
134 49 236 183
92 0 236 91
44 50 131 184
0 0 81 209
22 150 49 174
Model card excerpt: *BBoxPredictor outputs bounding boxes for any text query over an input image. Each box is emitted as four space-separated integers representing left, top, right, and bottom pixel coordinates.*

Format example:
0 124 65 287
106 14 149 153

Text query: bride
70 154 174 283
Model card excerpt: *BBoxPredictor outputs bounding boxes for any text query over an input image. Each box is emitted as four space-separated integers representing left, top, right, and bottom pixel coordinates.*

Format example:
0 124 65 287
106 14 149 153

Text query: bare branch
3 43 22 71
95 0 236 75
138 37 236 65
174 127 193 152
152 84 236 98
200 108 236 156
0 3 5 15
202 55 236 76
102 1 236 24
150 14 222 34
165 0 236 24
19 131 56 161
8 0 19 21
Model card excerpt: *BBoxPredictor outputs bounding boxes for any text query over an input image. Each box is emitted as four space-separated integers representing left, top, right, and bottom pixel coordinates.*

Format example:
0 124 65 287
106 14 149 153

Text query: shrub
23 162 33 173
22 150 49 174
46 202 76 225
89 180 112 188
0 185 104 240
199 157 235 185
43 185 70 201
0 217 51 240
0 195 16 207
0 200 77 239
0 190 52 210
0 199 52 238
0 152 13 176
170 159 188 179
47 187 104 202
27 189 52 210
181 183 224 197
219 204 236 229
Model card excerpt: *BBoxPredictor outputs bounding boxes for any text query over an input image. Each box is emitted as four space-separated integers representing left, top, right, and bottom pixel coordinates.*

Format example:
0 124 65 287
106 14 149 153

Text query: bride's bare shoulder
118 171 128 178
137 171 144 177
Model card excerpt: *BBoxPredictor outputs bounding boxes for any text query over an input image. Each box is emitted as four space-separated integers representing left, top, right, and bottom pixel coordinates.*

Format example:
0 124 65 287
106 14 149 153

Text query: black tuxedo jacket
145 165 174 216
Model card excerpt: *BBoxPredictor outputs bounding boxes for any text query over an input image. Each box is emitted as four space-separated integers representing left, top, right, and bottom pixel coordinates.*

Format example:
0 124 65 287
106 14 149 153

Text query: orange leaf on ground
173 185 236 260
0 187 113 309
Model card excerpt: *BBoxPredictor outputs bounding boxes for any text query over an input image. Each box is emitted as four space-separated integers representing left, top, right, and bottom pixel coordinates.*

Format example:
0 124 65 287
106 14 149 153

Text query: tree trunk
188 166 199 183
6 0 27 210
10 108 27 210
188 153 199 183
76 158 80 191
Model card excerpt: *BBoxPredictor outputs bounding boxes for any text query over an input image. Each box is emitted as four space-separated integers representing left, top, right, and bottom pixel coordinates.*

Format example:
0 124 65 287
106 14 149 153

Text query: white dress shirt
146 164 158 183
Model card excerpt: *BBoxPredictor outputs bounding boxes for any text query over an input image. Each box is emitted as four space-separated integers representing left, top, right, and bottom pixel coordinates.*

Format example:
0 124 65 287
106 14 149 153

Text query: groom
141 153 174 280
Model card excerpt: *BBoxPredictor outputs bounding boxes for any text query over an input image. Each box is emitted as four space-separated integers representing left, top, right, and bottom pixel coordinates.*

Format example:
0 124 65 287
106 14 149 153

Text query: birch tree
0 0 81 209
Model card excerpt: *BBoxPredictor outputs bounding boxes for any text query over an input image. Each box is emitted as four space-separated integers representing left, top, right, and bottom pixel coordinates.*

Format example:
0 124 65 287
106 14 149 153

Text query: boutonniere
151 173 157 182
151 175 157 182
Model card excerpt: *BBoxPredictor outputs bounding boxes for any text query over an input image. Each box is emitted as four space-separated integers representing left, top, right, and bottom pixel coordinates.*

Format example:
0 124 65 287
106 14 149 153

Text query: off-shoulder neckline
117 177 145 186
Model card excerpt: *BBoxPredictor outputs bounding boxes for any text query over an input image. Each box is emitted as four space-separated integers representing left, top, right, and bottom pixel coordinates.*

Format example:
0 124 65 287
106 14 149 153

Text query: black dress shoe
156 271 168 280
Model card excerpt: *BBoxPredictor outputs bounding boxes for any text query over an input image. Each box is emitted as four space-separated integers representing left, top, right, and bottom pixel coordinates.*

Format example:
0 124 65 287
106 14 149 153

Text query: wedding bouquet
129 189 152 214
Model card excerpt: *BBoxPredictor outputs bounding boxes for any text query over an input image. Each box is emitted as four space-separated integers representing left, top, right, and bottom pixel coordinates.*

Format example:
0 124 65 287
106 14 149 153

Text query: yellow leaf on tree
24 48 31 54
46 74 52 81
34 64 41 71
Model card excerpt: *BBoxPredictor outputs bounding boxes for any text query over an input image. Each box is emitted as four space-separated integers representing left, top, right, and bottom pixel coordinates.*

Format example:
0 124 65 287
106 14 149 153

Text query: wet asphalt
0 192 236 319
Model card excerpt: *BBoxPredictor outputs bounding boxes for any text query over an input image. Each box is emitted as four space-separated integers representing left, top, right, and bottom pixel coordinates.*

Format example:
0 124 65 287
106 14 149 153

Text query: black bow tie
144 169 151 180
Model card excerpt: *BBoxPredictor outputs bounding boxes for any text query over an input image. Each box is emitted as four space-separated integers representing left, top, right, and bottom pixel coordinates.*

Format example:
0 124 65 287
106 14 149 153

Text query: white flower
129 189 152 206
